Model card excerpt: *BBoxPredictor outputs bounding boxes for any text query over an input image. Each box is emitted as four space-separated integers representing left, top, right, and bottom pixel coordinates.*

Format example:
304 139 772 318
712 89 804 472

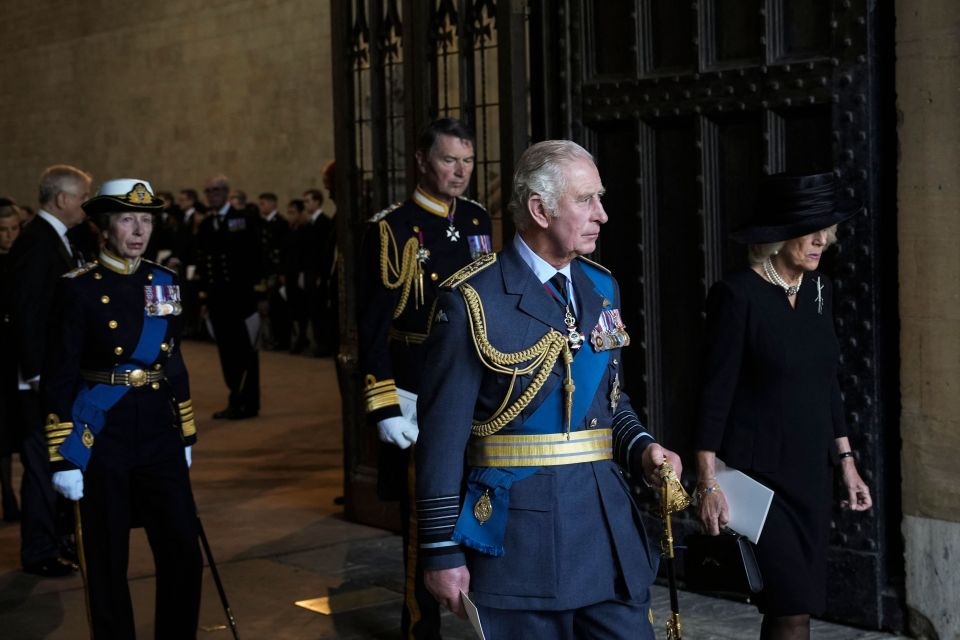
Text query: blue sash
59 268 172 470
453 261 613 556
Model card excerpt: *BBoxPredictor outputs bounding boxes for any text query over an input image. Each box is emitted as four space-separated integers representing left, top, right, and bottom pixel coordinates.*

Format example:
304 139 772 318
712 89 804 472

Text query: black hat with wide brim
82 179 165 217
730 172 862 244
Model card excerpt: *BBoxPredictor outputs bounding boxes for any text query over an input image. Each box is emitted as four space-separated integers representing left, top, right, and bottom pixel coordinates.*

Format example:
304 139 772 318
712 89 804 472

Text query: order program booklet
714 459 774 544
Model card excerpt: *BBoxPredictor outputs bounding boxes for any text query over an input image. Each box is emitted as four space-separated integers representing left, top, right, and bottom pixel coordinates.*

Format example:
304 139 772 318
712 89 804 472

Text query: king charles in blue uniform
43 179 202 639
415 141 682 639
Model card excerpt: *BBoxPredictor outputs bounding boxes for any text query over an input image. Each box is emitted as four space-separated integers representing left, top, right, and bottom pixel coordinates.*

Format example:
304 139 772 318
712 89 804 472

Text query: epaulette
458 196 487 211
440 252 497 289
577 255 611 275
61 262 98 279
142 259 177 276
369 202 402 223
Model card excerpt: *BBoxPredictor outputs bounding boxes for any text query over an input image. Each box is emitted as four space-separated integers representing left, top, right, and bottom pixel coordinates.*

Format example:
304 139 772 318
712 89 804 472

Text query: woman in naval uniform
43 179 202 639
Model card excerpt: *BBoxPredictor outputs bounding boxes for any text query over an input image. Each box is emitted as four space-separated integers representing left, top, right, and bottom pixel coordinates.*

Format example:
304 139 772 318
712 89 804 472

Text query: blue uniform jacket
415 241 658 611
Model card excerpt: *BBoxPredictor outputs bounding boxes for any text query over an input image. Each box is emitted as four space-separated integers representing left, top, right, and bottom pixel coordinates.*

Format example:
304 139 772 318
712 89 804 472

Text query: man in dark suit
415 141 682 638
301 189 336 356
257 192 291 350
197 175 263 419
9 164 92 576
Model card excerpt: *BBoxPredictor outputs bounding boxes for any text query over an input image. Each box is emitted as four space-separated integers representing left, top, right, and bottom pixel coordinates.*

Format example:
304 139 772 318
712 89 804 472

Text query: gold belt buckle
127 369 147 387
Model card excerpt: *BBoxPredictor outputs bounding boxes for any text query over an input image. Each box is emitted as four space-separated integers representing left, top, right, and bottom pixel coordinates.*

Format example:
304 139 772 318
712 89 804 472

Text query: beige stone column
896 3 960 638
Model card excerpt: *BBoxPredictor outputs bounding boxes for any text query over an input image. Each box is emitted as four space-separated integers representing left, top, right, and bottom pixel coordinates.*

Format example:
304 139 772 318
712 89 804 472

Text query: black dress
694 268 847 616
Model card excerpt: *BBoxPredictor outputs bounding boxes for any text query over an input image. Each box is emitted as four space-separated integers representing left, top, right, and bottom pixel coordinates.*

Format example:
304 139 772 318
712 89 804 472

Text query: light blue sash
453 261 613 556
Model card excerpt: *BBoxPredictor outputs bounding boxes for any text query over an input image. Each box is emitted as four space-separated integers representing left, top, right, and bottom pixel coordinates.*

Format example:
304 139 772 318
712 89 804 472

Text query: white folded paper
715 459 774 544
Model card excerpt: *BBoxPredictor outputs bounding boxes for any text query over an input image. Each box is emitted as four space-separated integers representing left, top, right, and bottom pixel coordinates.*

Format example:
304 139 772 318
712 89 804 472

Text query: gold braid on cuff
178 399 197 437
364 375 400 413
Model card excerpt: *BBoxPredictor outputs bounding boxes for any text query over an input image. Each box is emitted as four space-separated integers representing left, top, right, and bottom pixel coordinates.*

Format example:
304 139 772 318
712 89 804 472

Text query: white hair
508 140 594 231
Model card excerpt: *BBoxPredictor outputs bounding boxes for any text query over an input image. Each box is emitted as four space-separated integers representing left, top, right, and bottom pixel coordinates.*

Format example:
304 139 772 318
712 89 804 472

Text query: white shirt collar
311 209 324 223
184 207 196 222
266 210 278 221
38 210 72 254
218 202 230 216
38 209 69 238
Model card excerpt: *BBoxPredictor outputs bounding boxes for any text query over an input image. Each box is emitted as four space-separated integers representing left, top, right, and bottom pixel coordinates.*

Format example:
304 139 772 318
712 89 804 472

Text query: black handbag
683 533 764 595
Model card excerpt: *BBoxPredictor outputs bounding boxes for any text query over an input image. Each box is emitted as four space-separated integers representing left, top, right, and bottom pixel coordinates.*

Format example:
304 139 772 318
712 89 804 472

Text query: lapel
38 216 75 270
570 258 604 342
500 242 567 334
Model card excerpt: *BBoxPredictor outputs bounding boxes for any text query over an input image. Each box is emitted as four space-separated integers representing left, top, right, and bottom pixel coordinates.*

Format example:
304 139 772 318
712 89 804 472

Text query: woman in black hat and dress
694 173 872 640
43 179 202 639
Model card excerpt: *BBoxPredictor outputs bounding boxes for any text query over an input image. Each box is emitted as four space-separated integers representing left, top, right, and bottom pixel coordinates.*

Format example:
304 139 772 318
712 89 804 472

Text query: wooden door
528 0 902 629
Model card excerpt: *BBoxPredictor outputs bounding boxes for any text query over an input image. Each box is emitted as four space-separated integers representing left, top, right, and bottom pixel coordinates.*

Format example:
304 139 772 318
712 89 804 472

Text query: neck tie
549 272 583 350
549 273 575 320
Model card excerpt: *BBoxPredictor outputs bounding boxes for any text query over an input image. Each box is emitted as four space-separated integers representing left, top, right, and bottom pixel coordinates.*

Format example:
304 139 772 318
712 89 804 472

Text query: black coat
9 216 80 380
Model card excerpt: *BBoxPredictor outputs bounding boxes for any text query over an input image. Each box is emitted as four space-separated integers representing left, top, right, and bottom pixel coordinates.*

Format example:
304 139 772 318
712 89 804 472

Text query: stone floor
0 342 905 639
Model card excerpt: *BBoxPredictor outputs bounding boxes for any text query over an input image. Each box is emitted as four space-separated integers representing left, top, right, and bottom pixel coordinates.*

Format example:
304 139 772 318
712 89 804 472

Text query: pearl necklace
762 257 802 296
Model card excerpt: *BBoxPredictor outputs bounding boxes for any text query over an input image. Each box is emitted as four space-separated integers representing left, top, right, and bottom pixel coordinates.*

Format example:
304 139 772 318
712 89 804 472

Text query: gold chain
378 221 423 318
460 284 573 437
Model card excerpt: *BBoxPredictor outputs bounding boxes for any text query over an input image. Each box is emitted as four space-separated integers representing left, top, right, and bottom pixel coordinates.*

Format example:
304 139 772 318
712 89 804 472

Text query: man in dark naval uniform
357 118 492 639
43 179 202 638
415 141 682 639
197 174 263 419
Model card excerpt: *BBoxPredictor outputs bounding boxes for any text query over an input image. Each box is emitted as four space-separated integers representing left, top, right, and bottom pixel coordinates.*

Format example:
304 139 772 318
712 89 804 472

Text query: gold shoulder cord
460 284 575 438
378 220 423 318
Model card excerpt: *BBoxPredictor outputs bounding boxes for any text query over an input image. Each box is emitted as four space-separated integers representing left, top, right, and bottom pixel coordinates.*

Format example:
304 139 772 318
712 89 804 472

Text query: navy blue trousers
477 593 655 640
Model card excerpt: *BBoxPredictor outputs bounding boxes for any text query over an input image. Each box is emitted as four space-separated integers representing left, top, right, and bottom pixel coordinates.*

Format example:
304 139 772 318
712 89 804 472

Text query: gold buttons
93 272 102 280
430 272 438 281
160 343 169 352
153 363 162 371
412 225 420 233
472 218 479 226
147 273 154 281
101 295 110 304
108 320 118 329
150 382 161 390
114 346 124 355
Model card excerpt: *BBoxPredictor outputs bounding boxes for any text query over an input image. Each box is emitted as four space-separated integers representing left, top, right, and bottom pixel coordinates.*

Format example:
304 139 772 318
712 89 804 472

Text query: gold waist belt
388 327 428 345
81 367 165 388
468 428 613 467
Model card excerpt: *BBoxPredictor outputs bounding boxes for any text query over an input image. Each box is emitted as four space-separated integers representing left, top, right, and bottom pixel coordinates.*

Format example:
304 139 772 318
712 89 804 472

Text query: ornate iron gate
333 0 901 628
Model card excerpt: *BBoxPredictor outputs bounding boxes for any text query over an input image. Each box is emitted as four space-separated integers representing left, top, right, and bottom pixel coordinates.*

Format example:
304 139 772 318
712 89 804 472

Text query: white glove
377 416 419 449
52 470 84 501
185 446 192 468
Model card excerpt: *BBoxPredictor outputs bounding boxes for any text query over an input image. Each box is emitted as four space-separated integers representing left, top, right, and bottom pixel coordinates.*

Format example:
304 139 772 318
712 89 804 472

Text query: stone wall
896 2 960 638
0 0 334 208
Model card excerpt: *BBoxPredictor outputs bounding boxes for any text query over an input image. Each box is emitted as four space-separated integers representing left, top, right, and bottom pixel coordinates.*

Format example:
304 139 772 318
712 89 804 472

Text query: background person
694 172 873 640
357 118 492 639
0 205 22 521
44 179 202 638
9 164 92 577
197 175 263 420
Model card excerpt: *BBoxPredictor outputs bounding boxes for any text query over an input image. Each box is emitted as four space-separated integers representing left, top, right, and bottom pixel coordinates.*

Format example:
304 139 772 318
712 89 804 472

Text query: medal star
446 225 460 241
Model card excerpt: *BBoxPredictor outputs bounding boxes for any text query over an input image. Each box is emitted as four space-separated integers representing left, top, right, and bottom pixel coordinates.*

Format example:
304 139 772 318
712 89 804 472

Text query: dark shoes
24 557 77 578
212 407 259 420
